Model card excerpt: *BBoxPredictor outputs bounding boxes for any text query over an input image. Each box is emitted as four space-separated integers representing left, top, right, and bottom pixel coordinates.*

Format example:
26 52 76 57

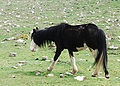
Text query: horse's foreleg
47 61 56 71
68 50 78 74
47 48 63 71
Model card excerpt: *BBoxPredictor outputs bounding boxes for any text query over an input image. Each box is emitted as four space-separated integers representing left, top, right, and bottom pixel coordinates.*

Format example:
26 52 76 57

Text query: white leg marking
92 52 103 77
89 48 98 71
70 56 78 74
47 61 56 71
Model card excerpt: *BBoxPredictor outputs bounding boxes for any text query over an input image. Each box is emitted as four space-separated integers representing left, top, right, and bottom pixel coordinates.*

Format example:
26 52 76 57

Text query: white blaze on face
30 39 38 52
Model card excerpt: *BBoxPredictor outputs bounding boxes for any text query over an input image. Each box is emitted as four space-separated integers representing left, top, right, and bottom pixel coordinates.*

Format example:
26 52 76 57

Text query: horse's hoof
92 73 98 77
47 67 53 71
71 69 78 74
92 75 97 77
105 74 110 79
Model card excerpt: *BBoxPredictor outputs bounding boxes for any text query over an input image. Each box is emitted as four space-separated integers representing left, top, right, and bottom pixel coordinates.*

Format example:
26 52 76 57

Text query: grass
0 0 120 86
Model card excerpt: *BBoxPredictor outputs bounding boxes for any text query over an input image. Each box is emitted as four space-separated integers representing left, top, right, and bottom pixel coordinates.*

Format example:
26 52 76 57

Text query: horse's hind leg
89 48 102 77
92 52 103 77
89 48 97 59
68 50 78 74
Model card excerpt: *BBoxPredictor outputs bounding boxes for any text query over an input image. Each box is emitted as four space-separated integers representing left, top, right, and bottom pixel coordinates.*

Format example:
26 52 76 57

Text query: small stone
35 58 39 60
43 21 49 24
74 76 85 81
17 63 23 66
36 71 41 75
1 42 5 44
42 56 48 60
98 77 106 79
60 74 64 78
16 39 24 43
15 44 19 46
47 74 54 77
86 54 90 56
49 22 54 25
6 29 11 33
117 59 120 62
45 60 51 62
105 26 110 30
118 36 120 39
9 52 17 57
18 61 27 64
63 20 68 23
65 72 73 76
108 45 119 50
12 66 18 69
11 75 16 78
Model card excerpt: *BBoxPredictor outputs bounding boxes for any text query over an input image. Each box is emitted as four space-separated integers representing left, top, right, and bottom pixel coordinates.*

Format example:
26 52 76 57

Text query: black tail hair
93 29 108 70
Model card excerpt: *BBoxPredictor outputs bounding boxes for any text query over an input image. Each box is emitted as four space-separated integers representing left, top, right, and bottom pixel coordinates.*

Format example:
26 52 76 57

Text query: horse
30 23 109 78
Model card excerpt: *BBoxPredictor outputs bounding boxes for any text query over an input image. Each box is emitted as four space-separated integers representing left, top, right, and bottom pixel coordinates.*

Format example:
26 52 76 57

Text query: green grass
0 0 120 86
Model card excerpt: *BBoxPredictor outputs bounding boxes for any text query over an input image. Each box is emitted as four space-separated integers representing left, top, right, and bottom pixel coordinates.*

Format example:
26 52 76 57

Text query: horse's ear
33 29 36 33
36 27 39 30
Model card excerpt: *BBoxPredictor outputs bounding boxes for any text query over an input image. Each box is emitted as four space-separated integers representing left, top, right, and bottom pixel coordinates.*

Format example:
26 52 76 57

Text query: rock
63 20 68 23
9 52 17 57
47 74 54 77
11 75 16 78
1 42 5 44
42 56 48 60
49 22 54 25
17 63 23 66
45 60 51 62
12 66 18 69
118 36 120 39
86 54 90 56
18 61 27 64
74 76 85 81
16 15 20 18
17 61 27 67
108 45 119 50
97 77 106 79
105 26 110 30
117 59 120 62
65 72 73 76
16 39 24 43
15 44 19 46
35 58 39 60
43 21 49 24
60 74 64 78
36 71 41 75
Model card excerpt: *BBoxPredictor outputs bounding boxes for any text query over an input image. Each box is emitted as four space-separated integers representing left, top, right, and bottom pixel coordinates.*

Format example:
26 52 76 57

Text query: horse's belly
76 43 87 51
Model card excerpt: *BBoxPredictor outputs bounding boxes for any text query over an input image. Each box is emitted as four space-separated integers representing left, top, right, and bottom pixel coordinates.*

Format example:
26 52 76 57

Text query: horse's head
30 27 39 52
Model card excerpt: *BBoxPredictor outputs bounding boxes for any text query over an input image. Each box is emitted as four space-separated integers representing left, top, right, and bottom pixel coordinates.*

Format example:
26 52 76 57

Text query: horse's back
61 23 102 51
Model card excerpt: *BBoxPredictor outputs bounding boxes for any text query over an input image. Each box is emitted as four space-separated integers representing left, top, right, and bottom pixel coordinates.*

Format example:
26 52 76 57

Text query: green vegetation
0 0 120 86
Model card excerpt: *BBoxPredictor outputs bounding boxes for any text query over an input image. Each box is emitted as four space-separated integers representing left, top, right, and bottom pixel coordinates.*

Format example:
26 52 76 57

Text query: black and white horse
30 23 109 78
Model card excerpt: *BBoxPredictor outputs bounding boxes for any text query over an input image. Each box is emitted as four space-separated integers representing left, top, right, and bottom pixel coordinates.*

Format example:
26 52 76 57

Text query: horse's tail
93 29 108 72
